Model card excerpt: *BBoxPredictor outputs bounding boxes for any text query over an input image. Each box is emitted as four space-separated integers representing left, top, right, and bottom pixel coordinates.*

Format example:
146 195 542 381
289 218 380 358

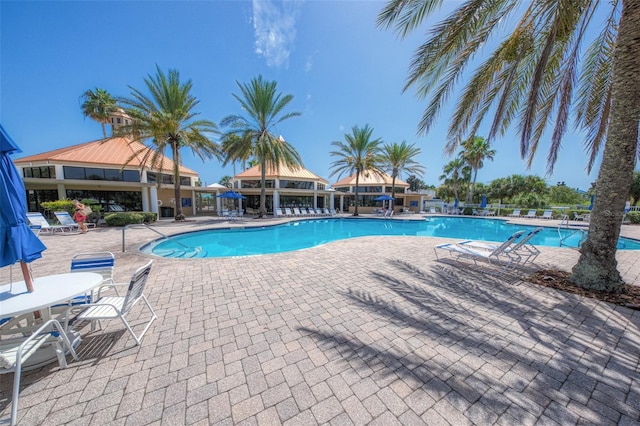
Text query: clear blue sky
1 0 607 190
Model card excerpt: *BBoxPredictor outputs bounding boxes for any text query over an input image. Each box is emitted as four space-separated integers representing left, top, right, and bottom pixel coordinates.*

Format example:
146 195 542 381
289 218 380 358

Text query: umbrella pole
20 260 35 293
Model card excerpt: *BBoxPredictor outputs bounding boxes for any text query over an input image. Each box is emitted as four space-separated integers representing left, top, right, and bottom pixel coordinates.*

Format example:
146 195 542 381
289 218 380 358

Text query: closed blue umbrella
454 198 459 209
480 195 487 208
588 194 595 210
1 125 47 292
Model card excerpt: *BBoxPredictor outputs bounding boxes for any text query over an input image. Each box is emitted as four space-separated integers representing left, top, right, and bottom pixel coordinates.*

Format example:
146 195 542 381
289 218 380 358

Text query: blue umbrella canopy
374 195 394 201
217 191 246 199
1 125 47 291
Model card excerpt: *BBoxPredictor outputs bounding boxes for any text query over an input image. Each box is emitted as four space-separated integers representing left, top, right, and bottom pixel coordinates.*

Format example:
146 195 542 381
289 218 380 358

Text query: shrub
104 213 145 226
142 212 157 223
40 200 74 215
627 211 640 224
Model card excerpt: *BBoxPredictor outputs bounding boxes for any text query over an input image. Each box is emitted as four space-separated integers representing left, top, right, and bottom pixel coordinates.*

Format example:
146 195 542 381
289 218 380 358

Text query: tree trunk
101 122 107 139
391 175 397 211
173 143 183 218
354 171 360 216
259 159 267 218
571 0 640 292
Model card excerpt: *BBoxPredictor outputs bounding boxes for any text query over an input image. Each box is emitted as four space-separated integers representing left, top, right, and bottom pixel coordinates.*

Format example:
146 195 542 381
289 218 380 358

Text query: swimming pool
140 217 640 258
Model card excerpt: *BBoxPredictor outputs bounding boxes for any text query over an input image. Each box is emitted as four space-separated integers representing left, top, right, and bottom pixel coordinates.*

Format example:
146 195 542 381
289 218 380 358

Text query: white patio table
0 272 103 369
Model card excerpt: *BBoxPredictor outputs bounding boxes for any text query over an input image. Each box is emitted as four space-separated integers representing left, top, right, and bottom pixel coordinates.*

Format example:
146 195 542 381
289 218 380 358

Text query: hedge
104 212 157 226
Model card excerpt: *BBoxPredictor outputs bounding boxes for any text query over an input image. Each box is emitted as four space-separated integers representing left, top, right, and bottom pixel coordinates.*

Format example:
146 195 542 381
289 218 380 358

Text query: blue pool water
140 217 640 259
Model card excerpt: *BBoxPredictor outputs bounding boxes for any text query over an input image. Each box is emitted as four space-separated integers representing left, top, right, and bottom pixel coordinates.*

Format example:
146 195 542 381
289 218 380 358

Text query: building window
334 187 349 193
23 166 56 179
317 183 325 190
279 180 313 190
63 166 140 182
360 186 383 193
147 172 191 186
241 179 274 188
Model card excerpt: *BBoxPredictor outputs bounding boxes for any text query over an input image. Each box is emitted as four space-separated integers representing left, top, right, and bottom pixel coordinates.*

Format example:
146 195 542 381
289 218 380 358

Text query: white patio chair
65 260 156 346
434 230 526 274
1 319 78 426
26 212 70 234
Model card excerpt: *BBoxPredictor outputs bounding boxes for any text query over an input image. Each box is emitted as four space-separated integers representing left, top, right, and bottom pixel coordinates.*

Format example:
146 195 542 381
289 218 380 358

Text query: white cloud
304 55 313 72
252 0 303 68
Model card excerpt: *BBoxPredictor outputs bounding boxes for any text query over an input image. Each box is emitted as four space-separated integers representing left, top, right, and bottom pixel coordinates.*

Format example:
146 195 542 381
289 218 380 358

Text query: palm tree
221 75 303 218
116 66 221 218
383 141 425 209
80 88 118 138
378 0 640 292
219 175 233 188
221 133 251 176
330 125 385 216
460 136 495 203
439 158 470 203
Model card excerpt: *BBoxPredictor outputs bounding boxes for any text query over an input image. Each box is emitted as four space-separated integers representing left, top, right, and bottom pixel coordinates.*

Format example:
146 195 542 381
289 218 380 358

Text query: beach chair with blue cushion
524 210 538 219
541 210 553 219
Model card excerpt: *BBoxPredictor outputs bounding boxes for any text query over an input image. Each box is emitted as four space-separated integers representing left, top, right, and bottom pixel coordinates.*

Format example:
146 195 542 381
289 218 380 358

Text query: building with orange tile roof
331 172 435 213
14 136 213 218
230 164 335 214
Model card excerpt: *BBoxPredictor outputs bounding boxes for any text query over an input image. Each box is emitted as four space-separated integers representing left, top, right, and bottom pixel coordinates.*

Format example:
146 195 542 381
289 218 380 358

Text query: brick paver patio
1 215 639 425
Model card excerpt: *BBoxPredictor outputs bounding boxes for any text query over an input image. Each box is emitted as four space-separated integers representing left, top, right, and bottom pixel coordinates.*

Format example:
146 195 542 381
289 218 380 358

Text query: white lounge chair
508 209 521 217
66 260 157 346
1 319 78 426
274 208 284 217
284 208 293 217
26 212 70 234
322 208 331 216
434 230 526 274
330 208 338 216
54 211 96 231
524 210 538 219
541 210 553 219
461 227 542 265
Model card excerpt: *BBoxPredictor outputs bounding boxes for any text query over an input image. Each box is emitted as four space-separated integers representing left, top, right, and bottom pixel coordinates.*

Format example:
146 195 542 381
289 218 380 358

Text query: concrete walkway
1 215 639 425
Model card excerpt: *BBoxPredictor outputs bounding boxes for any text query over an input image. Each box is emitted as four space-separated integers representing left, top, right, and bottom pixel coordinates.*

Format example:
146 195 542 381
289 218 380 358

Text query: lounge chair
429 207 437 214
524 210 538 219
1 319 78 426
461 227 542 265
322 208 331 216
508 209 521 217
330 208 338 216
65 260 156 346
541 210 553 219
26 212 71 234
284 208 293 217
55 211 97 232
573 212 587 221
274 208 284 217
434 230 526 273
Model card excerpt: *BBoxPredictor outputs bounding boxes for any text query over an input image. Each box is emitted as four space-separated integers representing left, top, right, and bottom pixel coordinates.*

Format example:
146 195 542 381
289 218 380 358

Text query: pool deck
1 214 639 425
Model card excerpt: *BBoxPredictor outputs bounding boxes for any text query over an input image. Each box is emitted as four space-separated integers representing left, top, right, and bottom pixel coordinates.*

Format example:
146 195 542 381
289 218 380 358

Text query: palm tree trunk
571 0 640 292
101 122 107 139
173 143 183 218
259 159 267 218
471 169 478 203
391 175 397 211
354 171 360 216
